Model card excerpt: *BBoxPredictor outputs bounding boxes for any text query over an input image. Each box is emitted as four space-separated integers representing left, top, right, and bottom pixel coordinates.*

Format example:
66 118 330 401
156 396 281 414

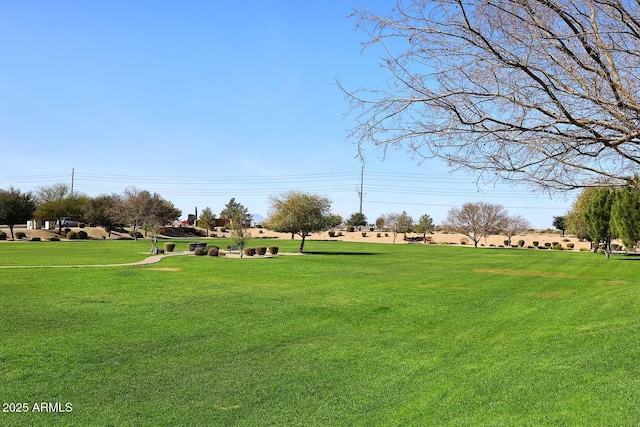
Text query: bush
346 226 355 232
243 247 256 257
194 247 206 256
268 246 279 255
611 243 620 251
66 231 78 240
460 238 468 245
362 232 367 237
49 236 60 241
256 247 267 256
220 227 227 232
566 243 575 249
77 230 88 240
31 237 41 241
377 233 381 238
517 239 525 247
64 228 71 234
532 241 539 247
207 246 220 257
129 230 143 239
15 231 26 239
328 231 336 237
0 230 6 240
164 242 176 252
553 243 563 250
256 224 263 229
79 223 86 228
580 247 589 251
504 240 509 246
544 242 552 248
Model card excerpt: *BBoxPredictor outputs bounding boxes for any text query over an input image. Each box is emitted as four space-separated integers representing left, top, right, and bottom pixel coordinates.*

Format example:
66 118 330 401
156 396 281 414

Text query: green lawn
1 240 639 426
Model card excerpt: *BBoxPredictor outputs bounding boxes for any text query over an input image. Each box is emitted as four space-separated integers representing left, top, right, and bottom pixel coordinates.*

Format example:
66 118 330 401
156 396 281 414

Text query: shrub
553 243 563 250
562 238 570 242
194 247 206 256
256 224 263 229
377 233 381 238
362 232 367 237
49 236 60 241
489 244 496 247
544 242 552 248
15 231 26 239
220 227 227 232
259 229 263 234
129 230 143 239
580 247 589 251
566 243 575 249
256 247 267 256
346 226 355 232
385 233 389 237
511 245 518 248
77 230 88 239
243 247 256 257
517 239 525 247
552 241 560 247
164 242 176 252
207 246 220 257
79 223 86 228
504 240 509 246
460 238 468 245
268 246 279 255
66 231 78 240
527 245 534 249
0 230 6 240
64 228 71 234
611 243 620 251
328 231 336 237
532 241 539 247
31 237 41 241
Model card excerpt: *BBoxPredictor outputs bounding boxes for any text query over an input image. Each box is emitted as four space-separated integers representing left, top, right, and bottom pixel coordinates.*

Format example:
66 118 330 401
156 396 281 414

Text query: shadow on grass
303 251 380 256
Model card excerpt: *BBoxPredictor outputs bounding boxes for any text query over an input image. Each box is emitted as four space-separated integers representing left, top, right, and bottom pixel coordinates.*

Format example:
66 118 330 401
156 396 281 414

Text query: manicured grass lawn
1 240 639 426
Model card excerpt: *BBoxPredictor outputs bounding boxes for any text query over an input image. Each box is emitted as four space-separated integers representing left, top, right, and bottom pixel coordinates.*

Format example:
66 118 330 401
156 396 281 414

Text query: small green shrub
544 242 552 248
362 232 367 237
129 230 143 239
553 243 563 250
256 247 267 256
256 224 263 229
504 240 509 246
66 231 78 240
220 227 227 232
244 247 256 257
562 238 570 242
207 246 220 257
328 231 336 237
194 247 206 256
77 230 88 239
64 228 71 234
566 243 575 249
79 223 86 228
580 247 589 251
346 226 355 232
377 233 381 238
164 242 176 252
0 230 6 240
15 231 26 239
460 238 468 245
532 241 539 247
517 239 525 247
268 246 279 255
49 236 60 241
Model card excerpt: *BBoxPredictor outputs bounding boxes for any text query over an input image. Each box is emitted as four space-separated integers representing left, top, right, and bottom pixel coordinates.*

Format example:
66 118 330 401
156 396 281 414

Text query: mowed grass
1 240 640 426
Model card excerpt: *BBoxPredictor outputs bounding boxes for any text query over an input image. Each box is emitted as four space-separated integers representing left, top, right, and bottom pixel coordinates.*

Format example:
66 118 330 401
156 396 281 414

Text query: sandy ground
3 225 596 251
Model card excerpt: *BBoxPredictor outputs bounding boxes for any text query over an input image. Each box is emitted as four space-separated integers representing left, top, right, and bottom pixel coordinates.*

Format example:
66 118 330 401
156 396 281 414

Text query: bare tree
443 202 507 247
503 215 531 246
344 0 640 191
384 211 414 243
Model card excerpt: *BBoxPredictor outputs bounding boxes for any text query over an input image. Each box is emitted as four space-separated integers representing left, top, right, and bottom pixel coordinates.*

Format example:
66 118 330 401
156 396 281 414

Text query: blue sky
0 1 574 228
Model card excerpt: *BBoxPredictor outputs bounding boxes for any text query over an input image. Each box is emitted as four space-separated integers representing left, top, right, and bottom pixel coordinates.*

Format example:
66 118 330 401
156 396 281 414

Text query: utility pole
358 164 364 214
71 168 75 196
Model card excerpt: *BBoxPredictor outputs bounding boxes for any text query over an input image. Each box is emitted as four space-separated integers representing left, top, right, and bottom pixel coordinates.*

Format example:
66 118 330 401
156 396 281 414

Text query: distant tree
117 188 181 242
566 188 601 241
413 214 434 243
503 215 531 246
220 198 251 229
0 187 37 240
585 188 616 258
611 188 640 252
375 216 385 231
346 212 367 229
443 202 508 248
84 194 121 237
34 183 89 235
553 216 567 237
265 191 333 253
325 214 343 231
385 211 414 244
198 207 216 237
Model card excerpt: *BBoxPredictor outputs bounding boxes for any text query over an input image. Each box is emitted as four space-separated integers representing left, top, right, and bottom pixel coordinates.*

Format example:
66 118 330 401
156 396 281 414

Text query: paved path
0 251 191 269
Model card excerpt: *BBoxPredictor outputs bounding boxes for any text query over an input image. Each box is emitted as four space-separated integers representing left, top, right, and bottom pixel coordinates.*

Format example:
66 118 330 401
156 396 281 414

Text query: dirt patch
144 267 182 272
